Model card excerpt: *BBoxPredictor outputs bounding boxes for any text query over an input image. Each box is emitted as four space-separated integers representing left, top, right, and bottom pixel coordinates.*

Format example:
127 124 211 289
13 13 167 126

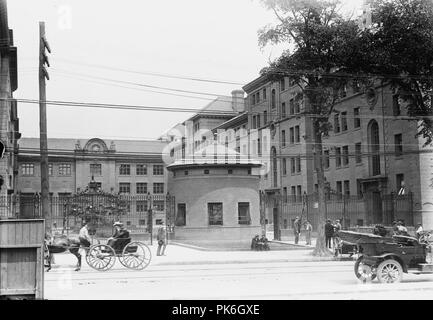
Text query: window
289 99 295 115
271 89 276 109
119 164 130 175
335 148 342 168
336 181 343 195
355 143 362 163
136 200 148 213
341 112 348 131
297 185 302 201
291 186 296 200
48 163 53 176
153 164 164 175
294 97 301 114
155 219 163 225
344 180 350 196
90 163 102 176
139 219 146 226
119 183 131 194
228 169 233 175
153 200 165 211
136 164 147 175
176 204 186 226
291 158 296 174
393 95 401 116
295 126 300 143
257 115 261 128
264 111 267 124
314 184 319 194
342 146 349 166
257 138 262 156
290 127 294 144
21 163 34 176
340 85 347 98
59 164 71 176
282 130 286 147
136 183 147 194
354 108 361 128
263 88 267 100
334 114 340 133
184 171 189 176
153 183 164 194
324 150 330 169
280 78 285 91
208 203 223 225
352 80 361 93
252 115 257 129
281 102 286 118
204 169 210 174
238 202 251 225
282 158 287 175
395 134 403 156
296 156 301 173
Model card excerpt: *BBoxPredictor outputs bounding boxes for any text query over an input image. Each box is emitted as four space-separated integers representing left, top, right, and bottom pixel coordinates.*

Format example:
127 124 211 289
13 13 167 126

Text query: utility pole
39 22 51 228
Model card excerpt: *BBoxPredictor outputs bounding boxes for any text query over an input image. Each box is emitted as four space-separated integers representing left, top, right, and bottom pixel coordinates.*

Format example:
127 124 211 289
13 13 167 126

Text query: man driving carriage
107 221 130 252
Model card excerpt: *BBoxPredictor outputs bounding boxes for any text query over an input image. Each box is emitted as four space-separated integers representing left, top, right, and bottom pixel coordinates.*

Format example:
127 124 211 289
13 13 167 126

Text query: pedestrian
332 219 342 256
78 221 92 254
156 224 167 256
304 220 312 245
293 216 301 244
324 219 334 249
416 223 423 239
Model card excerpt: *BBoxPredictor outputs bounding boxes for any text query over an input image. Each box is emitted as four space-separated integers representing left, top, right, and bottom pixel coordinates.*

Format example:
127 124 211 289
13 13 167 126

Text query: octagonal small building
167 160 263 241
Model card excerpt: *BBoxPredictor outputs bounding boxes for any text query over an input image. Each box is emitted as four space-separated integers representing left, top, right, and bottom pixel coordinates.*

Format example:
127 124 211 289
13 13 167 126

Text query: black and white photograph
1 0 433 306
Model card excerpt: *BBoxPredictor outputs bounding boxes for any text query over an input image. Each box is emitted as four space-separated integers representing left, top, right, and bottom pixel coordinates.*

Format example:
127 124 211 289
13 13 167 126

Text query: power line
53 57 246 86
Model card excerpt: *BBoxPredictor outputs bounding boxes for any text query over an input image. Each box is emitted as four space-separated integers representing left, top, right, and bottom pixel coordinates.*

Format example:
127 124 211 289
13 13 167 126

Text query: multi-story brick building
0 0 20 203
16 137 169 227
243 74 429 228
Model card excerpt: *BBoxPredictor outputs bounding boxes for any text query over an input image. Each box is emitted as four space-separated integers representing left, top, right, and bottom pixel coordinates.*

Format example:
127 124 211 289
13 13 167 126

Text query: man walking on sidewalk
157 224 168 256
293 216 301 244
304 220 312 245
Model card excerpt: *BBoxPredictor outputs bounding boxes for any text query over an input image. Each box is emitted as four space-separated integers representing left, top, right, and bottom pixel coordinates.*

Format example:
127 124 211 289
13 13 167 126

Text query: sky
8 0 364 141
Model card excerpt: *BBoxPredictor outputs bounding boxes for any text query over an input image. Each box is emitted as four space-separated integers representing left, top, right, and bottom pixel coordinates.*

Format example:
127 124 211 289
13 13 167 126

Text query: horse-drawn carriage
44 235 152 272
339 229 433 283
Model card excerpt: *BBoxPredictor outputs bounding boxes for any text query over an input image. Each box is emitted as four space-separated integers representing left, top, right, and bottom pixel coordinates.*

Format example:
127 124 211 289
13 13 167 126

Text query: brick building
0 0 20 202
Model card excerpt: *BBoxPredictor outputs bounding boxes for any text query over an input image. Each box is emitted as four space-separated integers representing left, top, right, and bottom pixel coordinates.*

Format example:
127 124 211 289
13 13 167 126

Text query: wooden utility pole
39 22 51 226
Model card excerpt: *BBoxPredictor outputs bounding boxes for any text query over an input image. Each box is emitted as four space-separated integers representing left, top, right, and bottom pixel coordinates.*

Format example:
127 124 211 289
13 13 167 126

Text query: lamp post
147 192 153 245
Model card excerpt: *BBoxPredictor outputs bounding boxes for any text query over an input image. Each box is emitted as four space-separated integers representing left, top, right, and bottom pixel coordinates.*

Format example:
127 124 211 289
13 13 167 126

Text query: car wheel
376 259 403 283
354 256 376 282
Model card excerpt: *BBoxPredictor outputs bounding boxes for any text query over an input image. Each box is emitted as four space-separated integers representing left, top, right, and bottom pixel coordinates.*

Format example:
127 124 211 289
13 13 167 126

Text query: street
44 245 433 300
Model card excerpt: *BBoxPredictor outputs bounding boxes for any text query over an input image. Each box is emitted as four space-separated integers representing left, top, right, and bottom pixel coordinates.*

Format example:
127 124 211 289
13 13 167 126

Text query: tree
359 0 433 146
258 0 362 256
258 0 433 255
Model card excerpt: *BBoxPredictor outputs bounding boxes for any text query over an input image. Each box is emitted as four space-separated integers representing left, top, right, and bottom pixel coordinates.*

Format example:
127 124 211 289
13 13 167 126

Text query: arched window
368 120 381 176
271 89 276 109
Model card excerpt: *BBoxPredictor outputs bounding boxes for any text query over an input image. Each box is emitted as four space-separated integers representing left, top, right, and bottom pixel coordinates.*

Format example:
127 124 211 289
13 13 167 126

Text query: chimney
231 90 245 113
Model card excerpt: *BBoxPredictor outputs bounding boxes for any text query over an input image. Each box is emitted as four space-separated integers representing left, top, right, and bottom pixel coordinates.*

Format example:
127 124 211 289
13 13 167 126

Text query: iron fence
0 194 175 237
261 192 414 234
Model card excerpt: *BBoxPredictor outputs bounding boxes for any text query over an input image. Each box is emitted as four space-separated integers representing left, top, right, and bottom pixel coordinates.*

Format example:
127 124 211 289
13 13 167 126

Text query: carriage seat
110 237 132 253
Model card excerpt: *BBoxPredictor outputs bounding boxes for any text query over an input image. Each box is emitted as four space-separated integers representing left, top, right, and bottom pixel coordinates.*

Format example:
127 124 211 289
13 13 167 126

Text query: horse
44 233 85 272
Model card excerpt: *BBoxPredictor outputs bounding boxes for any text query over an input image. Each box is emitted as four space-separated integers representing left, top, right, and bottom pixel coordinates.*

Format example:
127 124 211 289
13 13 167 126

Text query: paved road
44 251 433 300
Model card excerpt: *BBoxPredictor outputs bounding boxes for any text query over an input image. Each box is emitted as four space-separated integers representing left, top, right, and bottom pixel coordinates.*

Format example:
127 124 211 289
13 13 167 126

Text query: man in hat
325 219 334 249
293 216 301 244
78 220 92 252
156 223 167 256
107 221 130 251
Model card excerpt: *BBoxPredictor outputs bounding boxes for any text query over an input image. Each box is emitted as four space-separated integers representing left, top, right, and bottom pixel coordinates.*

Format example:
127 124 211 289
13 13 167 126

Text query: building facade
243 74 427 228
16 137 169 228
0 0 20 203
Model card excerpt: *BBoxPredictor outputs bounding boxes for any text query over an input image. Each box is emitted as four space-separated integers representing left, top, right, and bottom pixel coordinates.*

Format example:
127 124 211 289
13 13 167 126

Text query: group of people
293 216 313 245
324 219 342 253
251 234 270 251
78 220 168 256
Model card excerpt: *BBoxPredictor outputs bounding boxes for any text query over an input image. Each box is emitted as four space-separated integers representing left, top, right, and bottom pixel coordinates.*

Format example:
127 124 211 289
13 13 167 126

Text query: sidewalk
152 242 348 266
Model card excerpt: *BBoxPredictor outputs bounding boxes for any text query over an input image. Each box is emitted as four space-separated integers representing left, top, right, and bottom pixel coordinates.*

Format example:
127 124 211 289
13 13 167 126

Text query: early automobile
339 229 433 283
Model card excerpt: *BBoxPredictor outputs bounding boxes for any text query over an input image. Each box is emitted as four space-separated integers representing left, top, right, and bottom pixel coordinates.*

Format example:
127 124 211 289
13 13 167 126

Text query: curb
152 256 354 266
170 241 314 252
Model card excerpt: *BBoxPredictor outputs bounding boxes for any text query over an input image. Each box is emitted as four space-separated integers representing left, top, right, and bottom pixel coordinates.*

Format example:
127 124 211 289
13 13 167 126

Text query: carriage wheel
354 256 376 283
119 242 152 270
376 259 403 284
86 244 116 271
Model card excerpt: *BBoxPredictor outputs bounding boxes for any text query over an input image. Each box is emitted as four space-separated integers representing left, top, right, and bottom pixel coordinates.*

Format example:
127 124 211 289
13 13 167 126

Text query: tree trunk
312 123 332 257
